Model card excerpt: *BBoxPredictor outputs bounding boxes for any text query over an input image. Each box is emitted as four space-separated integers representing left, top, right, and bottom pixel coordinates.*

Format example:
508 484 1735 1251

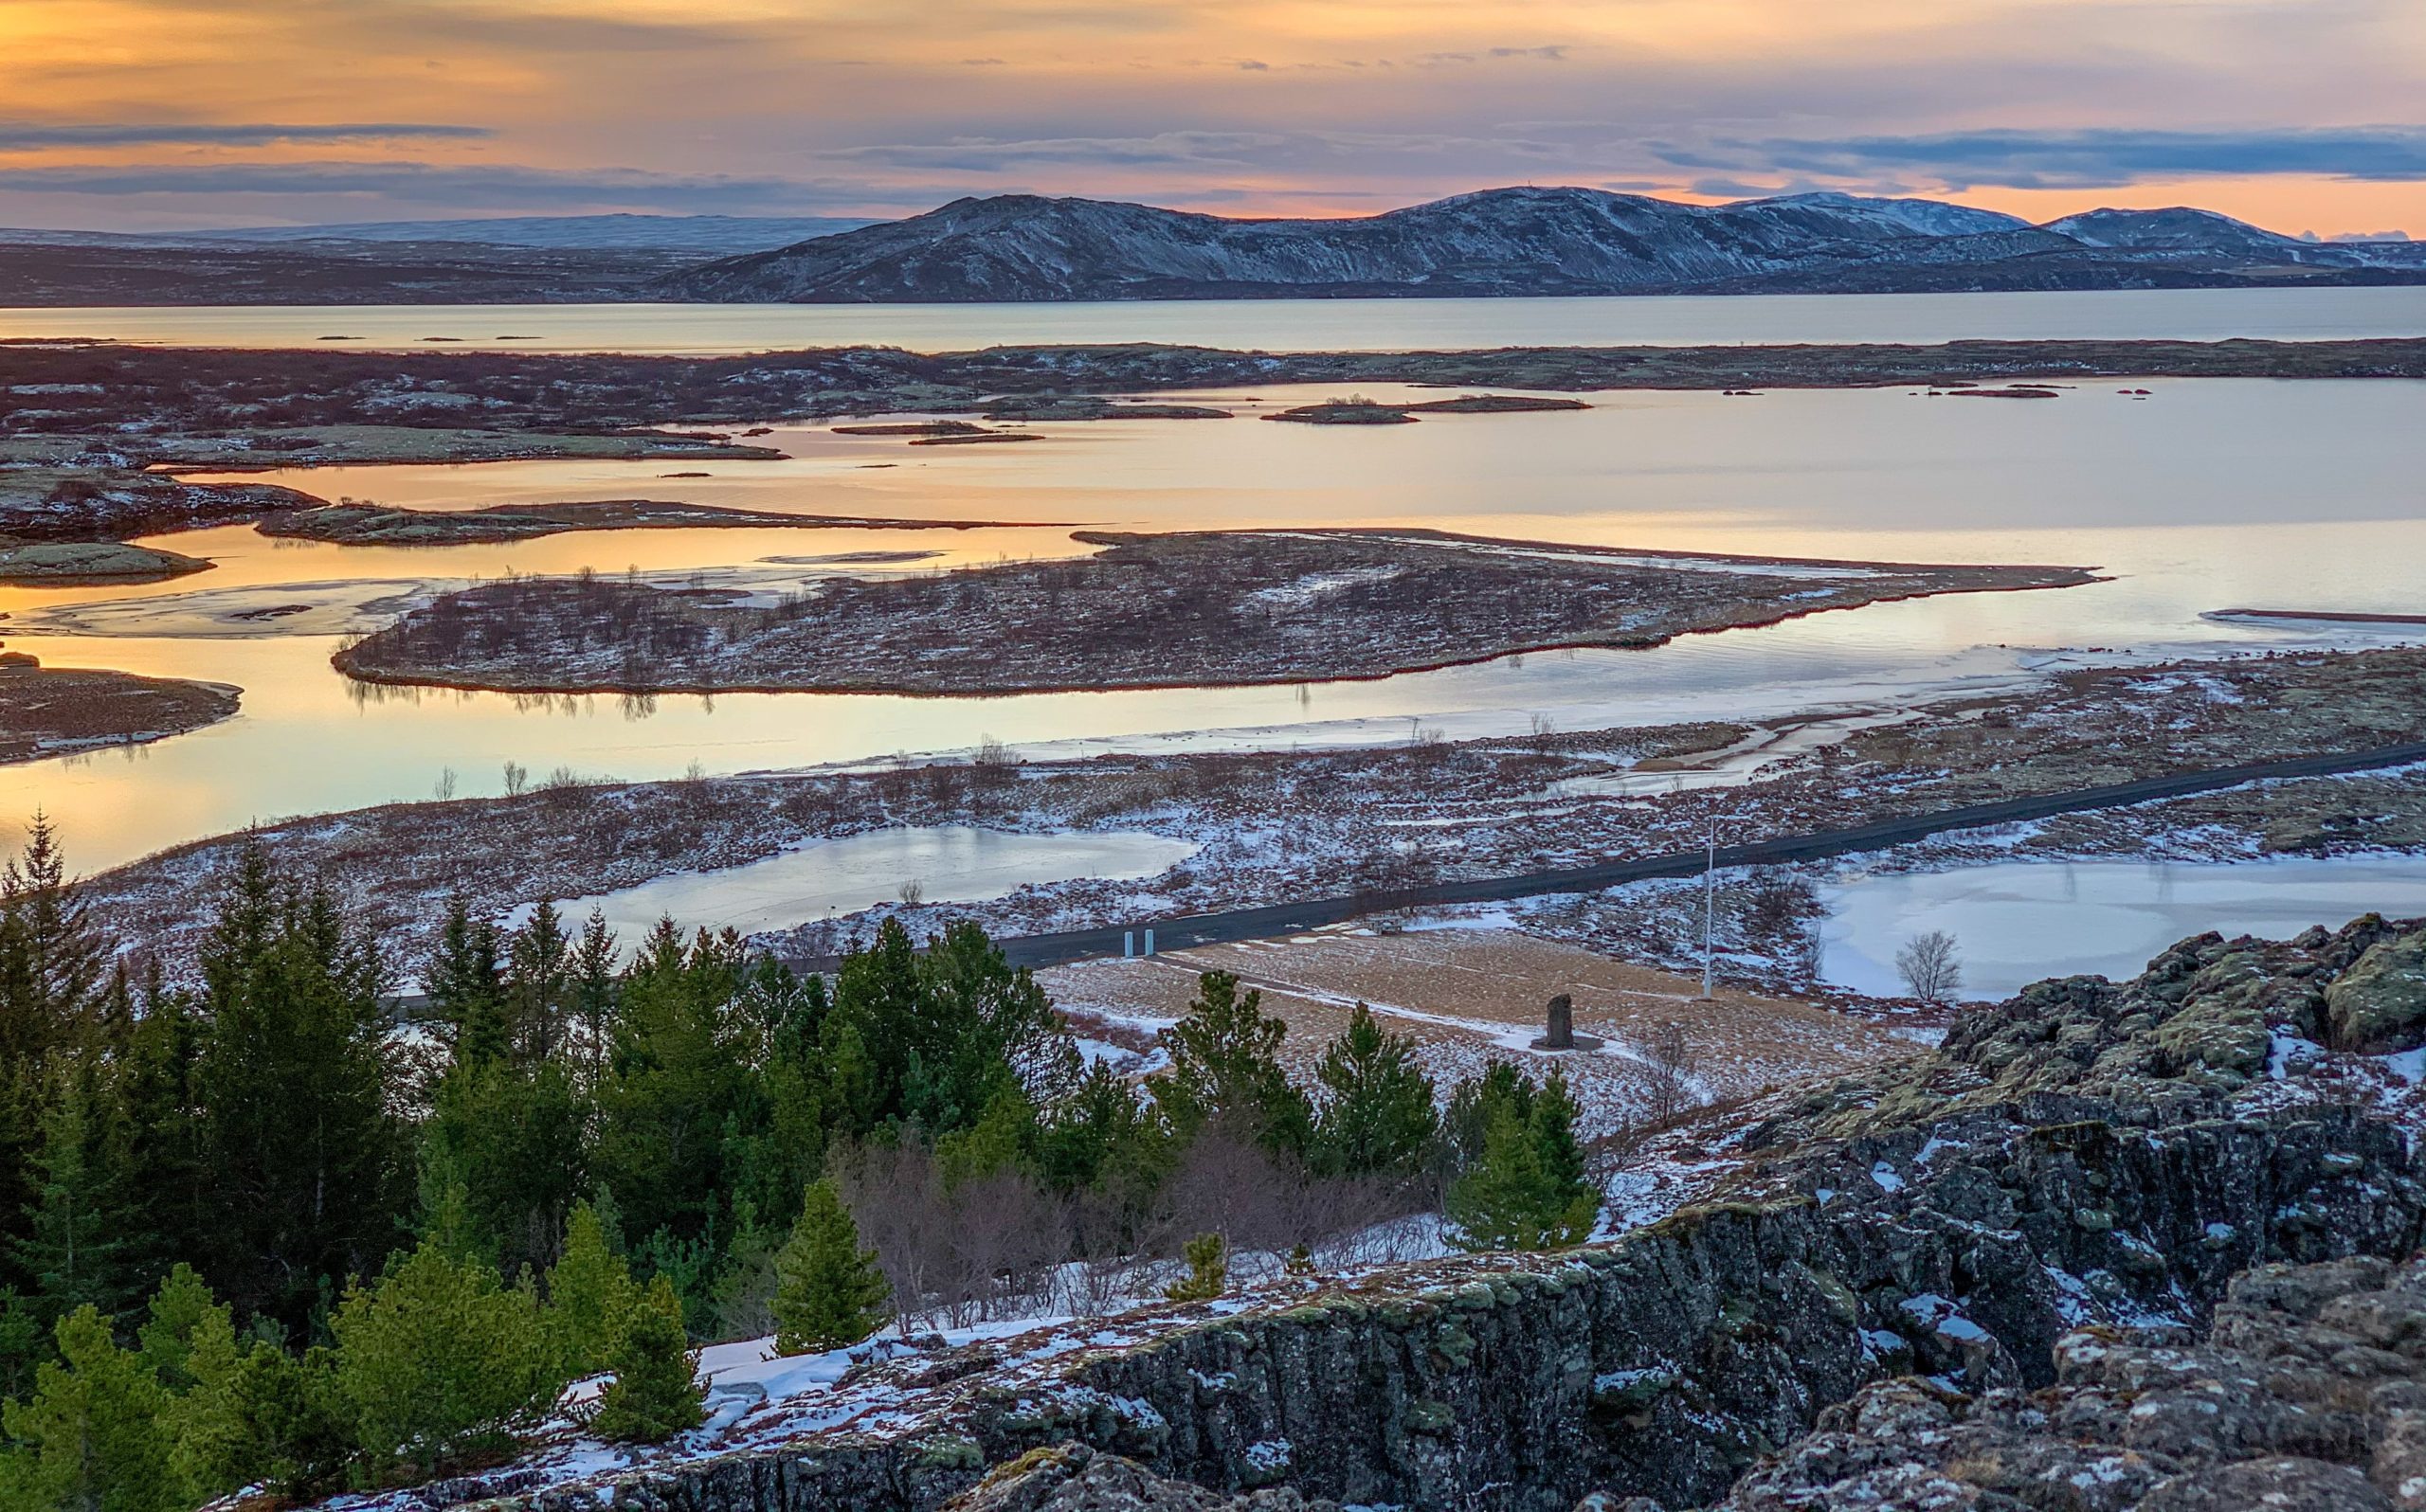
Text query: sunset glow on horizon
1 0 2421 236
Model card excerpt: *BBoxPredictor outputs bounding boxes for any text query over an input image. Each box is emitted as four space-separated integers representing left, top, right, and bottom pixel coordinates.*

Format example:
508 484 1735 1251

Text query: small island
0 649 241 765
1264 393 1591 424
0 538 213 585
331 527 2096 696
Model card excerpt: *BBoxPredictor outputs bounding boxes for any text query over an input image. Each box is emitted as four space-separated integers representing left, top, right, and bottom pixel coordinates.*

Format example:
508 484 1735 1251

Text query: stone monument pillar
1543 993 1575 1051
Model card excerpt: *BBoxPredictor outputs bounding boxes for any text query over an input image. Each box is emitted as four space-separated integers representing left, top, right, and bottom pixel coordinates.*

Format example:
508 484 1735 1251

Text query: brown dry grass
1040 923 1915 1136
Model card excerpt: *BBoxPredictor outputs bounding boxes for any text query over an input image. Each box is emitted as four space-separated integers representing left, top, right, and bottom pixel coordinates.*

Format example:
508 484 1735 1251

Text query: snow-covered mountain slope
661 186 2418 302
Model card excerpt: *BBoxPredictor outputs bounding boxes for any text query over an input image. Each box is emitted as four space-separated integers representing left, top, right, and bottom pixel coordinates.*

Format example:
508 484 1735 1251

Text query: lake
3 284 2424 354
1819 855 2426 1000
7 376 2426 873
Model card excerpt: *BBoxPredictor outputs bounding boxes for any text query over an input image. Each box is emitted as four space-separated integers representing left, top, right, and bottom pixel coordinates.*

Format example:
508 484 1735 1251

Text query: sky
1 0 2422 236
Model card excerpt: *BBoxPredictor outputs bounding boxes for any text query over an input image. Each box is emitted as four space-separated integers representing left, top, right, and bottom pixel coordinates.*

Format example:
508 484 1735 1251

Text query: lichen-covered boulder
2326 932 2426 1052
943 1446 1335 1512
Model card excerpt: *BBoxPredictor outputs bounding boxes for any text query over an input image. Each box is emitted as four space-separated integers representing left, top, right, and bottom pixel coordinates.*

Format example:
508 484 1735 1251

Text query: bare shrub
1895 929 1964 1004
897 878 926 907
1638 1019 1700 1125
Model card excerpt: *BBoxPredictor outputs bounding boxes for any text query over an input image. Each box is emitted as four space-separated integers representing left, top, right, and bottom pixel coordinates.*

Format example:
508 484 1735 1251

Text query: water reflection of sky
1820 855 2426 1000
6 378 2424 873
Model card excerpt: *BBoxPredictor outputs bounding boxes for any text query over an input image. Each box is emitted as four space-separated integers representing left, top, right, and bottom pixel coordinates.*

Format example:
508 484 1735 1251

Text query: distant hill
662 186 2426 303
179 213 877 255
4 189 2419 306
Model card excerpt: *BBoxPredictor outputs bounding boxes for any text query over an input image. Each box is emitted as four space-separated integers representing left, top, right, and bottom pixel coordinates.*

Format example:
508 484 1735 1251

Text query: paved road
942 740 2426 971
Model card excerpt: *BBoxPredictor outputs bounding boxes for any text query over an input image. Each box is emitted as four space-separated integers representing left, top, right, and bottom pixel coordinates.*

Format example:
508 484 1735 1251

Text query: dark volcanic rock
498 919 2426 1512
1714 1254 2426 1510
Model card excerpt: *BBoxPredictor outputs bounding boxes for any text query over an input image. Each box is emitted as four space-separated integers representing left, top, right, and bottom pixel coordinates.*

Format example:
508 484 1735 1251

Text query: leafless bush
1638 1019 1699 1125
1895 929 1964 1004
501 760 528 798
836 1142 1070 1332
897 878 926 907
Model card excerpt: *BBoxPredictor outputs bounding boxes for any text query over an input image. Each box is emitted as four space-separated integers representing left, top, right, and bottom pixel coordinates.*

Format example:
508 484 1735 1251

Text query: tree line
0 819 1599 1509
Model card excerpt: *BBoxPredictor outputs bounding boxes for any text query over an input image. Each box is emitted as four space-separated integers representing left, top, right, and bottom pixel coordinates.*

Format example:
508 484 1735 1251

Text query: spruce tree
14 1060 144 1328
193 856 408 1329
505 897 570 1064
426 893 507 1067
544 1199 638 1378
1442 1065 1597 1252
1146 970 1313 1155
0 1305 183 1512
769 1180 888 1356
589 1274 703 1444
0 815 105 1065
1310 1003 1439 1179
570 907 619 1086
1037 1060 1151 1193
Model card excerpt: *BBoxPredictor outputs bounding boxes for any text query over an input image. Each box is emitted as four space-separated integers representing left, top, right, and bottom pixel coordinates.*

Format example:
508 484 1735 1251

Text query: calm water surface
4 374 2424 873
1820 856 2426 1000
5 286 2425 353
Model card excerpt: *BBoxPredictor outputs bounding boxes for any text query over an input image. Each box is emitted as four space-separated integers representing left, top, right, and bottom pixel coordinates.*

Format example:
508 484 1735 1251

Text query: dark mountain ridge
664 185 2426 303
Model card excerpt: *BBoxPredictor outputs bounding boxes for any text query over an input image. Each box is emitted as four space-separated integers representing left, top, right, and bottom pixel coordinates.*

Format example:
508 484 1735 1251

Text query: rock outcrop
498 918 2426 1512
1716 1254 2426 1510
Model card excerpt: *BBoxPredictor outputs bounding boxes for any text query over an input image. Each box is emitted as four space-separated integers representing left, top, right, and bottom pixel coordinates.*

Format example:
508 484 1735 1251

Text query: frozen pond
1818 855 2426 1000
6 285 2424 353
523 825 1198 945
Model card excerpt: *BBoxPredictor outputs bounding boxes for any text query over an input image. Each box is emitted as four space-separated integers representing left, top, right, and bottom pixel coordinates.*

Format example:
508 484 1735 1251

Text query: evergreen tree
1036 1061 1152 1193
908 920 1079 1129
505 898 571 1064
420 1053 586 1277
1442 1064 1597 1252
112 984 208 1286
0 1288 41 1404
1163 1233 1227 1302
1146 971 1313 1155
0 1305 183 1512
13 1060 144 1329
1310 1003 1439 1179
0 815 105 1066
588 1274 703 1445
570 908 619 1086
590 925 751 1251
544 1199 637 1379
134 1263 223 1395
330 1240 561 1477
769 1180 888 1356
193 855 409 1330
426 894 507 1067
934 1085 1036 1189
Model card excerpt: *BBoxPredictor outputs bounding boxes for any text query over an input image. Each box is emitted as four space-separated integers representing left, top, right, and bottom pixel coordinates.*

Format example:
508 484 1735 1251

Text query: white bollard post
1123 930 1135 959
1144 927 1156 957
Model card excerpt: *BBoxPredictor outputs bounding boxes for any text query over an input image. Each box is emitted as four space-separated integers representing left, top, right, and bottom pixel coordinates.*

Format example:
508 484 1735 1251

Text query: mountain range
2 188 2418 306
663 187 2426 303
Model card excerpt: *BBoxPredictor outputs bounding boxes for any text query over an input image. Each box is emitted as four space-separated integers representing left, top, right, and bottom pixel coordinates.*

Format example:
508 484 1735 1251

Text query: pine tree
0 1305 183 1512
934 1085 1036 1189
1037 1061 1152 1193
330 1240 561 1477
1146 971 1313 1155
544 1199 638 1378
589 1274 703 1444
421 1053 586 1277
769 1180 888 1356
1164 1233 1227 1302
1310 1003 1439 1179
135 1263 223 1394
